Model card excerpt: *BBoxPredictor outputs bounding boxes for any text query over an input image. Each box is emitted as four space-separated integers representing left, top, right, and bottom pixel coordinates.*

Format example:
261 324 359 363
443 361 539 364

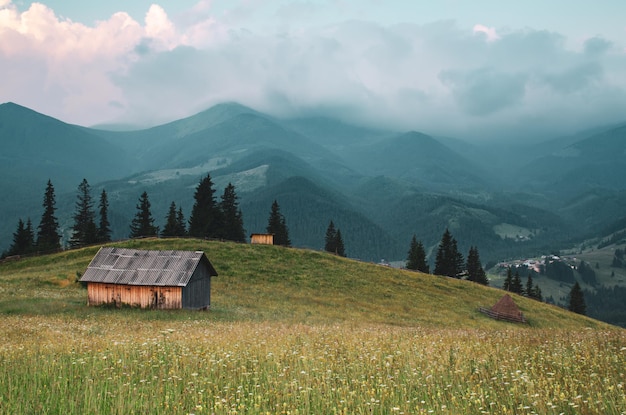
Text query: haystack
480 294 527 323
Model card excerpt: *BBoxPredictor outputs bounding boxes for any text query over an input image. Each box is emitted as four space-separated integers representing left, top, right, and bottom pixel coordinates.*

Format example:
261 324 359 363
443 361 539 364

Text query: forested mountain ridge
1 101 625 266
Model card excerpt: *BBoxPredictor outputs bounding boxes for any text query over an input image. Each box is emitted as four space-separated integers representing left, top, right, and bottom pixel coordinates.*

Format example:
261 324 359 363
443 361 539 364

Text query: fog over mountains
2 101 626 263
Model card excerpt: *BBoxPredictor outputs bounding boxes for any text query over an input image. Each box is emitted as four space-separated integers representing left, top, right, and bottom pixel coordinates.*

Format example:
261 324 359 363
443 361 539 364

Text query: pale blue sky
14 0 625 39
2 0 626 140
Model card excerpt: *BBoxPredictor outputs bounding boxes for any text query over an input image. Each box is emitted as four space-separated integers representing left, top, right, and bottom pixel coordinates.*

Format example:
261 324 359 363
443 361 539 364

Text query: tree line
405 228 489 285
2 175 296 257
3 179 113 257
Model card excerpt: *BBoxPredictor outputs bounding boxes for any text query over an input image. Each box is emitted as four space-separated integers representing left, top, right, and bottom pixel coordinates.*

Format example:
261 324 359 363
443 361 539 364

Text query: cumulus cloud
473 24 499 42
1 0 626 141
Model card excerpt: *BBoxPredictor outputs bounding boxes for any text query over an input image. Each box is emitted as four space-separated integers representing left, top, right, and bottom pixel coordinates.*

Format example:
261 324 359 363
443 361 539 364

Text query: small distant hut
79 247 218 310
479 294 527 323
250 233 274 245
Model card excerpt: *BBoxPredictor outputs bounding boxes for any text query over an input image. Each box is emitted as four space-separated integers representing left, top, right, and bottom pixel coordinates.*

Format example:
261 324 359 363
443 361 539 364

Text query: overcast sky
1 0 626 140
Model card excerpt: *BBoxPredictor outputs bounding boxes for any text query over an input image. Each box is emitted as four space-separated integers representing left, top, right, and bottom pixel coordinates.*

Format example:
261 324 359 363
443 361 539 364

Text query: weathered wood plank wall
87 283 182 309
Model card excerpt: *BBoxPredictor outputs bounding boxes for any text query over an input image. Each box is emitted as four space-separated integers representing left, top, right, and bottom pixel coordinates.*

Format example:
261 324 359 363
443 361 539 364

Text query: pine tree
25 219 35 252
70 179 97 248
532 284 543 302
510 271 523 294
406 234 429 273
161 201 179 237
525 273 534 297
175 206 187 237
266 200 291 247
568 282 586 315
219 183 245 242
36 179 61 252
434 229 452 276
335 229 346 257
129 191 158 238
324 221 337 253
433 228 463 277
503 267 513 291
466 246 488 285
188 174 222 239
451 239 464 278
6 218 35 256
97 189 112 243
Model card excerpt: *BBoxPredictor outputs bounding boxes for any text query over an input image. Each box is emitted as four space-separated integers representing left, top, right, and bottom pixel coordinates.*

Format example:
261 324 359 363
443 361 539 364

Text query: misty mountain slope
104 112 343 175
517 124 626 197
0 102 133 189
281 116 392 149
89 102 265 171
240 175 405 261
351 184 569 263
92 102 261 148
341 131 494 191
207 148 358 195
557 189 626 233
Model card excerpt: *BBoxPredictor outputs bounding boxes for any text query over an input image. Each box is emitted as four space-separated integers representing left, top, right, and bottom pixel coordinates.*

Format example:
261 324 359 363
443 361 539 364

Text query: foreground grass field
0 239 624 414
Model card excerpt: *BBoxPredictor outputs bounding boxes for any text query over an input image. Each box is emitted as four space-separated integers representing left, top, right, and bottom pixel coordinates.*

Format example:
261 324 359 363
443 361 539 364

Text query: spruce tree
129 191 158 238
6 218 35 256
335 229 346 257
510 271 523 294
70 179 97 248
324 221 337 254
406 234 429 273
568 282 586 315
175 206 187 236
25 219 35 253
219 183 245 242
188 174 222 239
525 273 534 297
503 267 513 291
433 228 463 277
97 189 112 243
434 228 452 276
36 179 61 252
452 239 464 277
466 246 488 285
266 200 291 247
161 201 179 237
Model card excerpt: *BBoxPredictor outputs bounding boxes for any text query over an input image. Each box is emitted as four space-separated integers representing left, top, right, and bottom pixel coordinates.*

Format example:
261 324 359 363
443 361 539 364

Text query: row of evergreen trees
4 179 112 257
405 229 489 285
502 267 543 301
127 176 248 242
3 175 297 257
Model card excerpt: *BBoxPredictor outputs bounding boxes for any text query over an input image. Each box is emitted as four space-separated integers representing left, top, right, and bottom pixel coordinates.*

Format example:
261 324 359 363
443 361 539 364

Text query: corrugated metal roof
80 247 218 287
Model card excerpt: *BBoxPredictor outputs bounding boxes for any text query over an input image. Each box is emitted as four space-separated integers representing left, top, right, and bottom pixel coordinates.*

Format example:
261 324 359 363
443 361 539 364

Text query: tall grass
0 318 624 414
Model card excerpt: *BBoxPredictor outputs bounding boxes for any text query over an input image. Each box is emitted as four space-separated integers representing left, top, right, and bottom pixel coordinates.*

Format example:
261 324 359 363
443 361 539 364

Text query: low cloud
1 1 626 141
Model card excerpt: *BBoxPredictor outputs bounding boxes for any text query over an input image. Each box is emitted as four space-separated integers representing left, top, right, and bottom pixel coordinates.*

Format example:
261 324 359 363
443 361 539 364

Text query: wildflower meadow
0 317 624 414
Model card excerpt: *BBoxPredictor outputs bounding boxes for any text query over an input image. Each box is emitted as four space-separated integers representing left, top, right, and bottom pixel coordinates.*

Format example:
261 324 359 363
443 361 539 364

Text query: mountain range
1 101 626 264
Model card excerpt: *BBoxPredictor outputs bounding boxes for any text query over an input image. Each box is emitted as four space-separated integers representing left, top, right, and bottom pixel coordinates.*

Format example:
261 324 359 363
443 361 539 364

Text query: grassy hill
1 239 624 414
0 238 606 329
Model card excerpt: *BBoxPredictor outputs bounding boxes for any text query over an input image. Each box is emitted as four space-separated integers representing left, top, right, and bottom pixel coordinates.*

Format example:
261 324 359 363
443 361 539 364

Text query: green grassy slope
0 238 608 329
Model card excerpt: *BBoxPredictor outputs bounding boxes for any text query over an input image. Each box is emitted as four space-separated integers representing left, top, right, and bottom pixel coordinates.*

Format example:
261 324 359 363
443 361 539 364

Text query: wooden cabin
250 233 274 245
79 247 218 310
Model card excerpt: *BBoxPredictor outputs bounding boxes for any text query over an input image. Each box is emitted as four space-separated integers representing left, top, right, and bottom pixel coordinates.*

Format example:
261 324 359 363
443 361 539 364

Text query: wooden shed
479 294 527 323
79 247 218 310
250 233 274 245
